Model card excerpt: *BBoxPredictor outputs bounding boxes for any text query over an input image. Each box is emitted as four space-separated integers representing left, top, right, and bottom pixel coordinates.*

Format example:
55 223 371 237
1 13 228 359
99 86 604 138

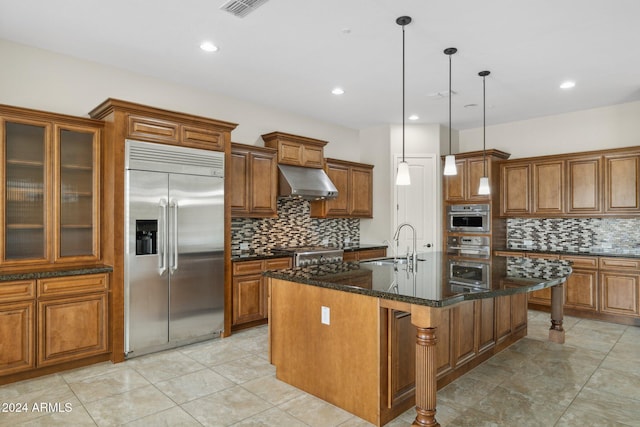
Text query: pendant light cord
401 22 406 162
448 53 452 155
482 73 486 175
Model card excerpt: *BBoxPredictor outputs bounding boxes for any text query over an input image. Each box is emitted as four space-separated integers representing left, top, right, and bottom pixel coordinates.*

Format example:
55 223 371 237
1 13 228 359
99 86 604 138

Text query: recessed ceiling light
560 81 575 89
200 41 219 52
408 114 419 120
331 87 345 95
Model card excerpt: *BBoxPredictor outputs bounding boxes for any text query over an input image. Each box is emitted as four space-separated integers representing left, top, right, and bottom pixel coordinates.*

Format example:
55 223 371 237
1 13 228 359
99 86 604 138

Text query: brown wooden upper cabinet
566 156 602 214
230 143 278 218
500 162 531 216
444 150 510 202
500 146 639 217
90 98 236 153
1 105 102 267
262 131 326 168
532 160 564 214
604 152 640 213
127 114 227 150
310 158 374 218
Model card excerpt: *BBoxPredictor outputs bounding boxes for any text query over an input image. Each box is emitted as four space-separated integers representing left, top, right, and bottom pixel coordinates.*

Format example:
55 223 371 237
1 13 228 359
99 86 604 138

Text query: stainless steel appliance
277 164 339 200
446 235 490 259
125 140 225 358
275 246 344 267
448 259 490 289
447 204 490 233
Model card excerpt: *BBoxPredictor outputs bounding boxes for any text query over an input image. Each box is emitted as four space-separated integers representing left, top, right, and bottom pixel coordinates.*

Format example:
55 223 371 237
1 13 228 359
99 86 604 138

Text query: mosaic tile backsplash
507 217 640 253
231 198 359 253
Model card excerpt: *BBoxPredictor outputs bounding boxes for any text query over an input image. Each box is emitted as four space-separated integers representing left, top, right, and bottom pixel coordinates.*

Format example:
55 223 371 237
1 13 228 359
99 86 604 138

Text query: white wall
359 125 392 245
358 123 446 246
459 101 640 159
0 39 360 160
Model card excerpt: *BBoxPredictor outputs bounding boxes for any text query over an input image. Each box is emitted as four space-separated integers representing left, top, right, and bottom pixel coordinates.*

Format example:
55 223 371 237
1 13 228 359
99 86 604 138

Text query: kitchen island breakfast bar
265 253 571 426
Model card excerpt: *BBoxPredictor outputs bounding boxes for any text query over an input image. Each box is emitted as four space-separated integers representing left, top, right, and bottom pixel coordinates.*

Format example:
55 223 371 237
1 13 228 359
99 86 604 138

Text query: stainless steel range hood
278 164 338 200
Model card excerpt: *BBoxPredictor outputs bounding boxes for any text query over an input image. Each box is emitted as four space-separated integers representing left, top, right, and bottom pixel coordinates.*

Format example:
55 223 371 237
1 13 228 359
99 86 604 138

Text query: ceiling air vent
220 0 269 18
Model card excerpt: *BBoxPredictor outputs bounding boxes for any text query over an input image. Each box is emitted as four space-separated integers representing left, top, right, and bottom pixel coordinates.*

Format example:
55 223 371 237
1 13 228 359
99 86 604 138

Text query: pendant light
478 70 491 195
443 47 458 176
395 16 411 186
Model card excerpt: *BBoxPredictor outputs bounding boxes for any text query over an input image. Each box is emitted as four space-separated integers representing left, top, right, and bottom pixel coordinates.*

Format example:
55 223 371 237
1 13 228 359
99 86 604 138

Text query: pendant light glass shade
478 70 491 195
396 161 411 185
478 176 490 194
444 47 458 176
395 16 412 186
443 155 457 175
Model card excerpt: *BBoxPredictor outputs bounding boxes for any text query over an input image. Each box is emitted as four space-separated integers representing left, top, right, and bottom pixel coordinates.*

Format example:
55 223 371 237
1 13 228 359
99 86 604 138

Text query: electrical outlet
322 238 329 246
240 243 249 250
344 237 351 245
321 306 330 325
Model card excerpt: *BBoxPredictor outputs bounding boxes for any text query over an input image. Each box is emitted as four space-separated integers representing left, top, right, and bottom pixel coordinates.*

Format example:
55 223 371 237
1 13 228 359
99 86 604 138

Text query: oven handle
448 246 489 252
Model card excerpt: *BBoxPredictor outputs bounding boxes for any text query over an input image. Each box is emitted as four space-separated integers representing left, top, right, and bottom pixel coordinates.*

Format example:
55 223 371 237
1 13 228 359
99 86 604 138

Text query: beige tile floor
1 310 638 426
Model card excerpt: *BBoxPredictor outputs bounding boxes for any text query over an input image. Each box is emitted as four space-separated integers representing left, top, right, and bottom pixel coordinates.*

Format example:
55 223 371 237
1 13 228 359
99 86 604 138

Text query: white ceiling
1 0 639 130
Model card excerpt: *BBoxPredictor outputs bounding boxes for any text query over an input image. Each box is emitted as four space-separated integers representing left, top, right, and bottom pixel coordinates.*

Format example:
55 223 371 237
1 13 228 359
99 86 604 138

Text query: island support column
549 283 565 344
411 305 440 427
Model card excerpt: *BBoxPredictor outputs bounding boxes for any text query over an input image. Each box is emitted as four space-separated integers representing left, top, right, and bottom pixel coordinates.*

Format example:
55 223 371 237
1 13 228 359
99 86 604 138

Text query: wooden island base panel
409 288 565 427
266 254 570 427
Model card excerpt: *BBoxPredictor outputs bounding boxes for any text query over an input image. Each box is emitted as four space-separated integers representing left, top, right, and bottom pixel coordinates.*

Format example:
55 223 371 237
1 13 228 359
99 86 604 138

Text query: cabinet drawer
0 280 36 302
357 248 387 261
264 257 292 270
233 260 264 275
182 125 224 151
599 257 640 271
527 253 560 260
560 255 599 269
494 251 525 258
37 274 109 298
127 115 179 144
343 252 358 262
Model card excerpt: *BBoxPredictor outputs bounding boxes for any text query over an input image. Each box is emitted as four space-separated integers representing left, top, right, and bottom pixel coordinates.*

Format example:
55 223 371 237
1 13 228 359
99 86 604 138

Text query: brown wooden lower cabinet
600 271 640 317
0 300 35 376
342 247 387 262
0 273 109 381
510 252 640 325
232 257 292 329
380 295 525 424
564 269 598 311
38 293 108 367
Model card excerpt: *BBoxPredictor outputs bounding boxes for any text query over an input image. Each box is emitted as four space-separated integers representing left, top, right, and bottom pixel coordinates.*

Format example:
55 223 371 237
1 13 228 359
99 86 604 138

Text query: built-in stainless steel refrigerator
124 140 224 358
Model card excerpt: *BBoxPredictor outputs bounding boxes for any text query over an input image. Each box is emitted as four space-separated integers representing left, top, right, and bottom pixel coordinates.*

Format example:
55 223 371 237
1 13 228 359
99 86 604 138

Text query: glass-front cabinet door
1 109 101 267
1 118 51 264
55 125 100 261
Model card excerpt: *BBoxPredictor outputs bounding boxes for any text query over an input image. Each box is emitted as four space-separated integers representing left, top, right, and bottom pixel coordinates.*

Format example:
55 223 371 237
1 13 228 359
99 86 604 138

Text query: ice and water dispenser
136 220 157 255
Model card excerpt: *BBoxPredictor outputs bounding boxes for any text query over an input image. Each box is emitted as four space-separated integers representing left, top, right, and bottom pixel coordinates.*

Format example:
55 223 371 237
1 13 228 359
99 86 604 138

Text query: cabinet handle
170 200 179 274
159 199 168 275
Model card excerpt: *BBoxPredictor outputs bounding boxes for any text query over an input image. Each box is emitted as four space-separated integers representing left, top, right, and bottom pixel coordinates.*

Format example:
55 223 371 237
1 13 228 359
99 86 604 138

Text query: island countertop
264 252 571 308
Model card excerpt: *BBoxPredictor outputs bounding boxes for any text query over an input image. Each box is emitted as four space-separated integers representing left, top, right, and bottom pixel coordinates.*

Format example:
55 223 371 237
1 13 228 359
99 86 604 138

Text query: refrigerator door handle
170 200 179 274
158 199 168 275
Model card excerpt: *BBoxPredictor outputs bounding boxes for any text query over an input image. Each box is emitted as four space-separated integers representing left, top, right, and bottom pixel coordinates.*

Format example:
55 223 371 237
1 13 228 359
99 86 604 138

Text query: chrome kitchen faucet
393 222 417 271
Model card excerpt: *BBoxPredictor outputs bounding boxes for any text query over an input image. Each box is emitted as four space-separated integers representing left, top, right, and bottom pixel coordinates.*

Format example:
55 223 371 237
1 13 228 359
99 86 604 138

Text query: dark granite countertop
339 244 388 252
264 252 570 308
231 250 293 262
231 244 387 261
0 265 113 282
494 248 640 259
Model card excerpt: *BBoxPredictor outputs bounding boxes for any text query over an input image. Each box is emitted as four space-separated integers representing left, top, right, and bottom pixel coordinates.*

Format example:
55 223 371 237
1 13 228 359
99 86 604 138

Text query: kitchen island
265 253 570 426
